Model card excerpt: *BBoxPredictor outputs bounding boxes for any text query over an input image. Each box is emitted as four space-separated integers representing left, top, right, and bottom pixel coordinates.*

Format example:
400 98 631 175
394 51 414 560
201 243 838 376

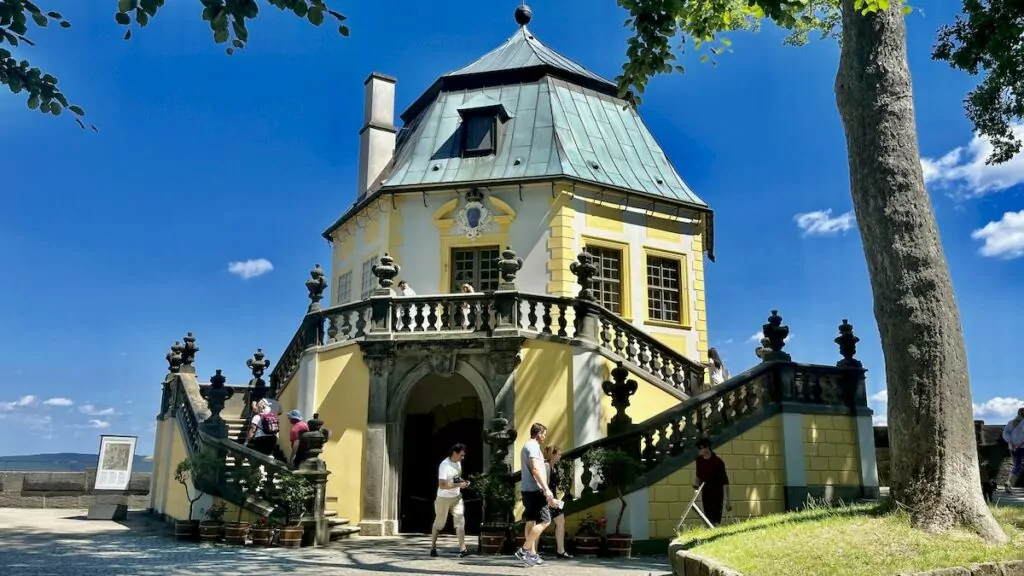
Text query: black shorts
521 491 551 524
549 504 563 520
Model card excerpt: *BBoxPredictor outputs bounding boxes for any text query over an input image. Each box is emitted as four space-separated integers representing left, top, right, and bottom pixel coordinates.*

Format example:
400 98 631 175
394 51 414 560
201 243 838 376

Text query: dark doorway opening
398 375 485 535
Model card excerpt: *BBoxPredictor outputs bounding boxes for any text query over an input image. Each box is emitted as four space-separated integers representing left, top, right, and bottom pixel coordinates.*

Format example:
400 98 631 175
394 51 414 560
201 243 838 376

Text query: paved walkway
0 509 670 576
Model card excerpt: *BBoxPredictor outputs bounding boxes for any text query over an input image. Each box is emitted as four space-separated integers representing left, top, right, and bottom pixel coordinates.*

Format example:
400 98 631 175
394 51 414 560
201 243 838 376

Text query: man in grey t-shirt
516 423 554 567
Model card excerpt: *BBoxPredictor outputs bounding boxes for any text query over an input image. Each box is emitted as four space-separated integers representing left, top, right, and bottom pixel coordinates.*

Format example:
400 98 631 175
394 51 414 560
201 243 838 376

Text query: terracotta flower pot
573 533 601 556
606 533 632 558
223 522 249 545
479 531 505 555
279 525 304 548
174 519 199 540
199 521 223 543
250 528 272 547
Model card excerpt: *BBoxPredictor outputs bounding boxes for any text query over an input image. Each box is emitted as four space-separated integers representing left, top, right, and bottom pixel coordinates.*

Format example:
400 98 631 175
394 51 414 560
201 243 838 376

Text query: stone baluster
369 253 399 335
160 341 184 419
569 251 600 344
201 369 233 438
761 310 791 362
493 246 523 332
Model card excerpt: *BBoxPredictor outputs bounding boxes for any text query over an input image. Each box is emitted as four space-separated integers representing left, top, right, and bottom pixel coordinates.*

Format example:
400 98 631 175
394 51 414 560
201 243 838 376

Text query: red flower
597 517 608 528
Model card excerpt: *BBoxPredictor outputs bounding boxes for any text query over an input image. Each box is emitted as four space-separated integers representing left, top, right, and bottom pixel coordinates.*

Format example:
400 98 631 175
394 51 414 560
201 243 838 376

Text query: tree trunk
833 1 1007 543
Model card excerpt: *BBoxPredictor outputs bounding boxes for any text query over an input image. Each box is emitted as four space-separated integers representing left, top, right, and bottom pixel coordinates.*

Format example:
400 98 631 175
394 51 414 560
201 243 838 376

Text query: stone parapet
669 542 742 576
0 471 150 509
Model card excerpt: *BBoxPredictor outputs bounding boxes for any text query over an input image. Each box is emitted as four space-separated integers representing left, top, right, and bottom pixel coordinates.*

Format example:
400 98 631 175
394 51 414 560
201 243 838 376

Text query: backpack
259 412 280 435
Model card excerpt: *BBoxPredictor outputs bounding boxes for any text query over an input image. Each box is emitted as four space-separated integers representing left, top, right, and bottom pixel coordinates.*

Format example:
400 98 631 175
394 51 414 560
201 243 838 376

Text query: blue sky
2 1 1022 457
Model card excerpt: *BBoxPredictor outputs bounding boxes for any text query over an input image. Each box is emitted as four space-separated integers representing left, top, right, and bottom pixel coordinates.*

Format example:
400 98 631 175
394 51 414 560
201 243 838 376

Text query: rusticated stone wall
0 470 150 509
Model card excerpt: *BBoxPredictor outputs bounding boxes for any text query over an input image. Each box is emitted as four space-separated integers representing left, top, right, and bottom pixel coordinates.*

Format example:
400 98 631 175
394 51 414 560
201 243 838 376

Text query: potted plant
572 513 603 556
593 448 644 558
512 520 527 550
199 502 226 542
171 451 217 540
250 516 272 547
223 463 262 545
274 474 313 548
471 472 515 555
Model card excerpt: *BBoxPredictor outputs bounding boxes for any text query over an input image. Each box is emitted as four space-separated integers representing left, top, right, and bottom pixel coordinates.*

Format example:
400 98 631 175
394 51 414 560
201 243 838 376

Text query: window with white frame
336 271 353 304
360 257 377 299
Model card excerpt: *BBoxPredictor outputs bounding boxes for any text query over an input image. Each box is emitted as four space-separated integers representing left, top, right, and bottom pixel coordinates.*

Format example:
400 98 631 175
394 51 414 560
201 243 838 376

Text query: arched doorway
399 373 485 535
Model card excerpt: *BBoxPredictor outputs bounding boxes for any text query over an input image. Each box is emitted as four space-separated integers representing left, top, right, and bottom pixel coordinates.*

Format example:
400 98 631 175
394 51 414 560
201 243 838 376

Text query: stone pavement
0 509 670 576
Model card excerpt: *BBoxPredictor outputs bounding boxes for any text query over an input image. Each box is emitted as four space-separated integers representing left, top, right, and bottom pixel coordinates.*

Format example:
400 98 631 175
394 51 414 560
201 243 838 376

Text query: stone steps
327 513 360 541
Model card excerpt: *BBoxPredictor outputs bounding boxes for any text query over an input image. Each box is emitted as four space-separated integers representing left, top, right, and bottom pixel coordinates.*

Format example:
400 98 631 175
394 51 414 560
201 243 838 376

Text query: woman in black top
544 445 572 559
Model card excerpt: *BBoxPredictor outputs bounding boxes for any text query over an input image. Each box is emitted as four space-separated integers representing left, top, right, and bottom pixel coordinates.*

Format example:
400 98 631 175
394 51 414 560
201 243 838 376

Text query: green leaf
232 19 248 42
124 29 132 40
31 12 47 27
69 105 84 116
136 10 149 26
293 2 308 18
307 7 324 26
59 21 71 28
27 95 39 110
46 12 63 19
118 0 138 13
213 28 229 44
339 25 350 37
902 4 912 15
115 12 131 25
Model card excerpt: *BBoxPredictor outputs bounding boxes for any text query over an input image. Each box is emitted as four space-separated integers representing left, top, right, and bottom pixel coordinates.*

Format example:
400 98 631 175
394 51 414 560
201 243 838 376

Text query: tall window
450 246 500 292
336 271 352 304
361 257 377 299
647 256 682 324
585 245 624 315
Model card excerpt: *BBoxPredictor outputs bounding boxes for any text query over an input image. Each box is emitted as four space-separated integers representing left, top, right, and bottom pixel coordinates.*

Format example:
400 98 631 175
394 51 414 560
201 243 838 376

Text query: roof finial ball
514 3 533 27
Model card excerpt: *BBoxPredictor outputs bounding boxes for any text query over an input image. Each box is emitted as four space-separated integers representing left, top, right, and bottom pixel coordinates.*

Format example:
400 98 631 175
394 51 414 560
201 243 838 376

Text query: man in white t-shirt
429 443 471 558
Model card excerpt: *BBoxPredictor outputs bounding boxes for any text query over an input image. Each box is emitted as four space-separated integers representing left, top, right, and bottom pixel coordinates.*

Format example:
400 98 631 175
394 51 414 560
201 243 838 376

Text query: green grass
675 501 1024 576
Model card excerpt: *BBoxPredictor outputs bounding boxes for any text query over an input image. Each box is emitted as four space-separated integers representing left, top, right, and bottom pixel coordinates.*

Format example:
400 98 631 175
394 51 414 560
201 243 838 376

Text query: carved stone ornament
835 318 863 368
306 264 328 312
454 188 495 240
201 369 234 424
428 351 459 377
247 348 271 387
166 341 184 374
761 310 791 362
569 251 598 301
484 412 518 474
497 245 524 285
365 354 395 378
371 253 401 290
181 332 199 370
489 350 521 376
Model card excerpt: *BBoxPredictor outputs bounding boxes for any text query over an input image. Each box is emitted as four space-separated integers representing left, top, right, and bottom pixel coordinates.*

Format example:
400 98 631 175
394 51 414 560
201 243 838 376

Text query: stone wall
0 470 150 509
670 544 742 576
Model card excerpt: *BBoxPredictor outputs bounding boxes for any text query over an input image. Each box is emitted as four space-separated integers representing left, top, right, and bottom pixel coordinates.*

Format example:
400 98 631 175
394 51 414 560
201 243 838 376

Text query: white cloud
872 413 887 426
42 397 74 407
85 419 111 429
0 395 37 411
974 397 1024 421
79 404 116 416
227 258 274 280
794 209 855 237
971 210 1024 259
921 123 1024 198
871 389 1023 423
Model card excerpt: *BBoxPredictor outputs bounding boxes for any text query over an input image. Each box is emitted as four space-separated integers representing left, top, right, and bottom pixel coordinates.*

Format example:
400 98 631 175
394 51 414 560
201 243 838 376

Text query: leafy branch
0 0 94 129
114 0 350 55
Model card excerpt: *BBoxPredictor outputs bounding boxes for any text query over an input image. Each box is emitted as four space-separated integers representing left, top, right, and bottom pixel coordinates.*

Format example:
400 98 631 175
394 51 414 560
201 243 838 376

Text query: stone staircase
522 353 869 518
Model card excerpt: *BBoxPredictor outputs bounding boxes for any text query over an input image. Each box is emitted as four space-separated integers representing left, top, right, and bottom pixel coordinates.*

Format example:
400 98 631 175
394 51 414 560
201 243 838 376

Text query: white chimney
357 72 397 197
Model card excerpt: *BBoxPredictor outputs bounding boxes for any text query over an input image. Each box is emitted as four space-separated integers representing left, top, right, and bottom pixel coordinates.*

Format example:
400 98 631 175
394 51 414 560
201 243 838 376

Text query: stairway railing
512 359 867 515
165 371 326 535
268 290 704 399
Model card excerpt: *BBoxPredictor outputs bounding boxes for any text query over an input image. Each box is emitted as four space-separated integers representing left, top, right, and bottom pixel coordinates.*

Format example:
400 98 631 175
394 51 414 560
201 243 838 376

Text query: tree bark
834 1 1007 543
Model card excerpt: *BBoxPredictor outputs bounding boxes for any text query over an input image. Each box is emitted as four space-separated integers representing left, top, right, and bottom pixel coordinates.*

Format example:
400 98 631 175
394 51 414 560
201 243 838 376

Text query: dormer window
462 114 497 156
457 94 513 158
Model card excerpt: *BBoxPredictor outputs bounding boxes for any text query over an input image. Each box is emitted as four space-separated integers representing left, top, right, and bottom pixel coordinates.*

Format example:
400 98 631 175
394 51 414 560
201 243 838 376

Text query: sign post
87 435 138 521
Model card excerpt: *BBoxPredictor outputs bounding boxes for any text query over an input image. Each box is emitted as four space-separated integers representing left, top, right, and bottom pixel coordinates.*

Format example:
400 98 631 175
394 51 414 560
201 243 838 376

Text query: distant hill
0 453 153 473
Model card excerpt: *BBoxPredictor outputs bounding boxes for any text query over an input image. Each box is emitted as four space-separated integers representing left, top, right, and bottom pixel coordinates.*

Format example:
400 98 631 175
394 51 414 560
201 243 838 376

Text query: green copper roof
443 26 616 92
379 76 707 207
